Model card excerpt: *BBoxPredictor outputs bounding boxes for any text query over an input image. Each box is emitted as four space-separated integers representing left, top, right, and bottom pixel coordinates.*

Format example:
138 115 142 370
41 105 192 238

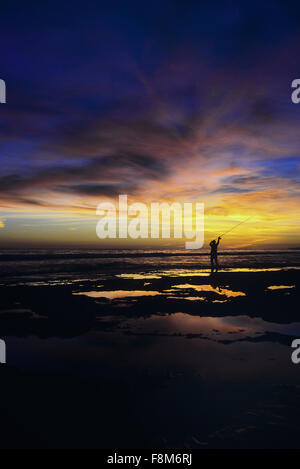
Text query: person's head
211 240 216 245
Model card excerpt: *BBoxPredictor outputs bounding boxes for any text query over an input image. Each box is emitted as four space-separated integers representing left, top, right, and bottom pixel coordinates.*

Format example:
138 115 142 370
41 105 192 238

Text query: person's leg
210 255 214 273
215 255 219 272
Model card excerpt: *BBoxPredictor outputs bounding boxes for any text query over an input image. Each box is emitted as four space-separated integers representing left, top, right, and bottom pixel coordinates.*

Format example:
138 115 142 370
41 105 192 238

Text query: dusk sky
0 0 300 248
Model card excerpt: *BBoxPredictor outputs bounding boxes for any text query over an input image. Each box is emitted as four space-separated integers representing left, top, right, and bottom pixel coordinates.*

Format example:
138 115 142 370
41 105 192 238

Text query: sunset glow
0 2 299 249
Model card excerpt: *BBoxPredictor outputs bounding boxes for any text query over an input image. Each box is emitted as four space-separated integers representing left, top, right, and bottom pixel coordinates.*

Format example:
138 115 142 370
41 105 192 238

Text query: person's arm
216 237 221 246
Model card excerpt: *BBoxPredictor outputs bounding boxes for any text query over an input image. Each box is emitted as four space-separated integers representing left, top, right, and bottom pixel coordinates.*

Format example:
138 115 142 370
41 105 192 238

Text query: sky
0 0 300 249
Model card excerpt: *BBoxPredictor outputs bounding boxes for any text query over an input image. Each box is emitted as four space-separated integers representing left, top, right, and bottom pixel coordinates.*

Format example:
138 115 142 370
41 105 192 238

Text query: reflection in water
267 285 295 290
3 300 300 448
172 284 246 297
124 313 246 337
166 296 206 301
223 267 283 273
122 312 300 340
74 290 162 299
117 267 286 281
117 273 162 279
118 270 210 279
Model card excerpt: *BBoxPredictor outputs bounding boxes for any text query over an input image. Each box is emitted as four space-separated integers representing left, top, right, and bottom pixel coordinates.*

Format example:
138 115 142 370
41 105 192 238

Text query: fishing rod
219 216 252 238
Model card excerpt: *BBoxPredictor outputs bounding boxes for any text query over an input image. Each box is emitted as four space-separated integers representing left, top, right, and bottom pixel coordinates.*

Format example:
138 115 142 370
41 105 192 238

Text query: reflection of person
210 236 221 273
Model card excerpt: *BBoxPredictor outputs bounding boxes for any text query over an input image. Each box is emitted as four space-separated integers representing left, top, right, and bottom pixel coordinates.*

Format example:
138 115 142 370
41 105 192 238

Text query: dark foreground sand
0 268 299 448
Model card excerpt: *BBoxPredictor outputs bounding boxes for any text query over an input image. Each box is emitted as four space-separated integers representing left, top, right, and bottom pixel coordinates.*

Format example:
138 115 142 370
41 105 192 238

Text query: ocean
0 249 300 284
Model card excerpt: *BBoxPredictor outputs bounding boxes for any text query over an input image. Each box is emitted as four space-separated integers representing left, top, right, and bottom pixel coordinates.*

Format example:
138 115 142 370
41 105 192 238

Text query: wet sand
0 267 299 448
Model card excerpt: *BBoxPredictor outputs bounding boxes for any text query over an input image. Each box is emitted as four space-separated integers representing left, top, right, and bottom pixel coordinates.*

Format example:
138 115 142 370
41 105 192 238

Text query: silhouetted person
210 236 221 273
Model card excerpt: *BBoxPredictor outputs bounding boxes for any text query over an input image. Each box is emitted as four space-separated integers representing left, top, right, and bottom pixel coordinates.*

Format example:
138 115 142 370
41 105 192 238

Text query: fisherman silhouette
209 236 221 273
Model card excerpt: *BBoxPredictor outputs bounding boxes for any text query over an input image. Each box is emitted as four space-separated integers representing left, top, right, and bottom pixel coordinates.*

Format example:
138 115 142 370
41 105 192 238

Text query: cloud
212 185 254 194
55 182 137 197
0 151 170 206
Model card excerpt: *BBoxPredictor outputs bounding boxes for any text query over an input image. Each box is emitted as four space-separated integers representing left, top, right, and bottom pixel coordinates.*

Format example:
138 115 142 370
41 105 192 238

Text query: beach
0 249 299 448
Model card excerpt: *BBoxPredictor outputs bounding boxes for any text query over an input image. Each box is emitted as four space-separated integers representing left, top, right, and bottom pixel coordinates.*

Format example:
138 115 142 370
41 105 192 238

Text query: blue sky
0 0 300 247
